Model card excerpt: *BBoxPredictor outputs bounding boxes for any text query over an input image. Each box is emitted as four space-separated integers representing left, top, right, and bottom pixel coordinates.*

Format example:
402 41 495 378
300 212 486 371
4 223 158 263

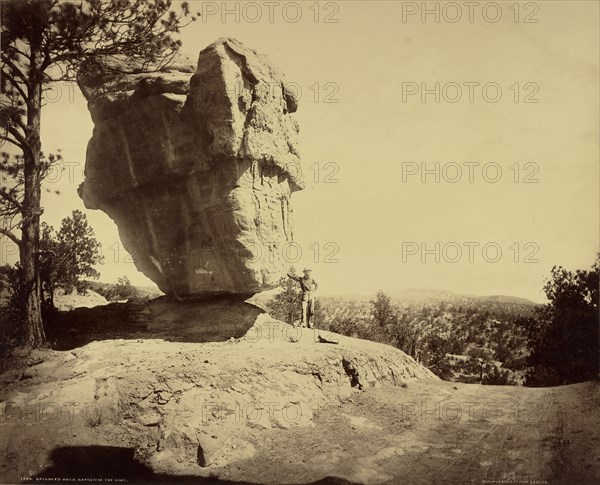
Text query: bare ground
0 310 598 485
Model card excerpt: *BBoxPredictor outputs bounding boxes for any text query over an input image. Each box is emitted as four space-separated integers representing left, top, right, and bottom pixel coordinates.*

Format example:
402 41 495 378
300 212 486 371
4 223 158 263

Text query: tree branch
11 115 27 135
0 213 22 233
0 54 28 82
0 228 22 246
1 69 28 101
0 188 23 211
5 42 31 62
6 126 33 158
0 134 25 151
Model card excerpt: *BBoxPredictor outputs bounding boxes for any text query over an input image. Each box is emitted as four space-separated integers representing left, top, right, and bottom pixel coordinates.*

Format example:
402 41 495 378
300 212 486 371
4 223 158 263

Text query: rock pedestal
78 38 304 297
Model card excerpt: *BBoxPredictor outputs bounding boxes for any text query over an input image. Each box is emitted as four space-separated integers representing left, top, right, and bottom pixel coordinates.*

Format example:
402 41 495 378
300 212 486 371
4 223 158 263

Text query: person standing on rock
288 269 318 328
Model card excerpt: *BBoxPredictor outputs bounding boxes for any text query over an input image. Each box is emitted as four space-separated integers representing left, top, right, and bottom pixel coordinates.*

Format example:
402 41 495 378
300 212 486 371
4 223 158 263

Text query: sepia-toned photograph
0 1 598 484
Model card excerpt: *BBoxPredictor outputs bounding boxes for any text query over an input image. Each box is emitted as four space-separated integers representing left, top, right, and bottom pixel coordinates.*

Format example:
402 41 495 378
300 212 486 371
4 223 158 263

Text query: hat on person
303 268 312 273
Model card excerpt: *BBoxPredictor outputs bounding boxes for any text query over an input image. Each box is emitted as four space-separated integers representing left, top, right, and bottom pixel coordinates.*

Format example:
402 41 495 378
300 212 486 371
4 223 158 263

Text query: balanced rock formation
78 38 303 297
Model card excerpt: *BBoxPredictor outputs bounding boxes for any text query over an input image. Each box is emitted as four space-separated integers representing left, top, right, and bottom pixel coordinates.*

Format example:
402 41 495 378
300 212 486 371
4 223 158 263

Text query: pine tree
370 290 397 327
525 254 599 386
0 0 196 347
40 210 103 304
266 266 302 324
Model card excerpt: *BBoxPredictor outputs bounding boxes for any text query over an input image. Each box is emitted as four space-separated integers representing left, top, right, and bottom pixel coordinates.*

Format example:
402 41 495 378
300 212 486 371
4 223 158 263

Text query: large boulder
78 38 304 297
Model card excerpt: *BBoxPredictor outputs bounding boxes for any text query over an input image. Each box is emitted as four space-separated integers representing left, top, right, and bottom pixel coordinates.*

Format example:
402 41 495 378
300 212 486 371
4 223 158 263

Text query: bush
96 277 141 302
0 301 24 354
524 366 563 387
0 264 56 355
524 255 599 386
482 364 517 386
0 265 26 351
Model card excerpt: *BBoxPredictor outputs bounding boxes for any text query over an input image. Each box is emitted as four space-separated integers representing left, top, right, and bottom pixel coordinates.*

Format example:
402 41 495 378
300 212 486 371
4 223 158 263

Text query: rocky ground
0 301 598 485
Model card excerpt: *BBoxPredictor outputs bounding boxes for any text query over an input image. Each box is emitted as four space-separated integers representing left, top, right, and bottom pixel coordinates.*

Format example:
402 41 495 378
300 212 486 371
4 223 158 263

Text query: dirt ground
2 375 598 484
229 380 600 485
0 310 598 485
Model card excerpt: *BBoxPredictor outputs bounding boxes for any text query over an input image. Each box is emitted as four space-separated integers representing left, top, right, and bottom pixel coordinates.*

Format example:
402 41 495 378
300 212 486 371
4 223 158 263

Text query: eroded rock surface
0 320 438 479
3 321 597 485
78 38 303 297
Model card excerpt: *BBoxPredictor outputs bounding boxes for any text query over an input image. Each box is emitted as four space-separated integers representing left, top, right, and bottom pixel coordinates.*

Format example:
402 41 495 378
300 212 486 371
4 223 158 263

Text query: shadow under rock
45 294 264 351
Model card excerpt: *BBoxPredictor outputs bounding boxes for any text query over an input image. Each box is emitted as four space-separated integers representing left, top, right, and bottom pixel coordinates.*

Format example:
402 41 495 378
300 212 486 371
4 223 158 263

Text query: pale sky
4 0 598 302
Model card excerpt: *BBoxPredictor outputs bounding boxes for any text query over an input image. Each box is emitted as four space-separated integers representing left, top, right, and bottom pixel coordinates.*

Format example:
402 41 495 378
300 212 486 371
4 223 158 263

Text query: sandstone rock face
78 38 304 297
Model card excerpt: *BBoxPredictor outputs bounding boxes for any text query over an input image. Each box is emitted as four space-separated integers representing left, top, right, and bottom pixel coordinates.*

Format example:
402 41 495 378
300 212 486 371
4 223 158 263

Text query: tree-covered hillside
316 293 536 384
264 256 598 387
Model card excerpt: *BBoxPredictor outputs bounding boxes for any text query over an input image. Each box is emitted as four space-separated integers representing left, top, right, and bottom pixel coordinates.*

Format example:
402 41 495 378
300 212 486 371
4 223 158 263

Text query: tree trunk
21 39 45 348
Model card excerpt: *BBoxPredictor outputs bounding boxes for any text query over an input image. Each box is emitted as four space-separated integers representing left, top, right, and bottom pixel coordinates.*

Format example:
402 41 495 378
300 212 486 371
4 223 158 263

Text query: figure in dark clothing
287 268 318 328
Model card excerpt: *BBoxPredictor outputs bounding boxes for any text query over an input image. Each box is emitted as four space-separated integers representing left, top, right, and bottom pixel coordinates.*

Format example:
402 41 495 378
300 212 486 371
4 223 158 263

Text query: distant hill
86 280 164 300
250 287 541 319
314 288 541 307
388 288 540 307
